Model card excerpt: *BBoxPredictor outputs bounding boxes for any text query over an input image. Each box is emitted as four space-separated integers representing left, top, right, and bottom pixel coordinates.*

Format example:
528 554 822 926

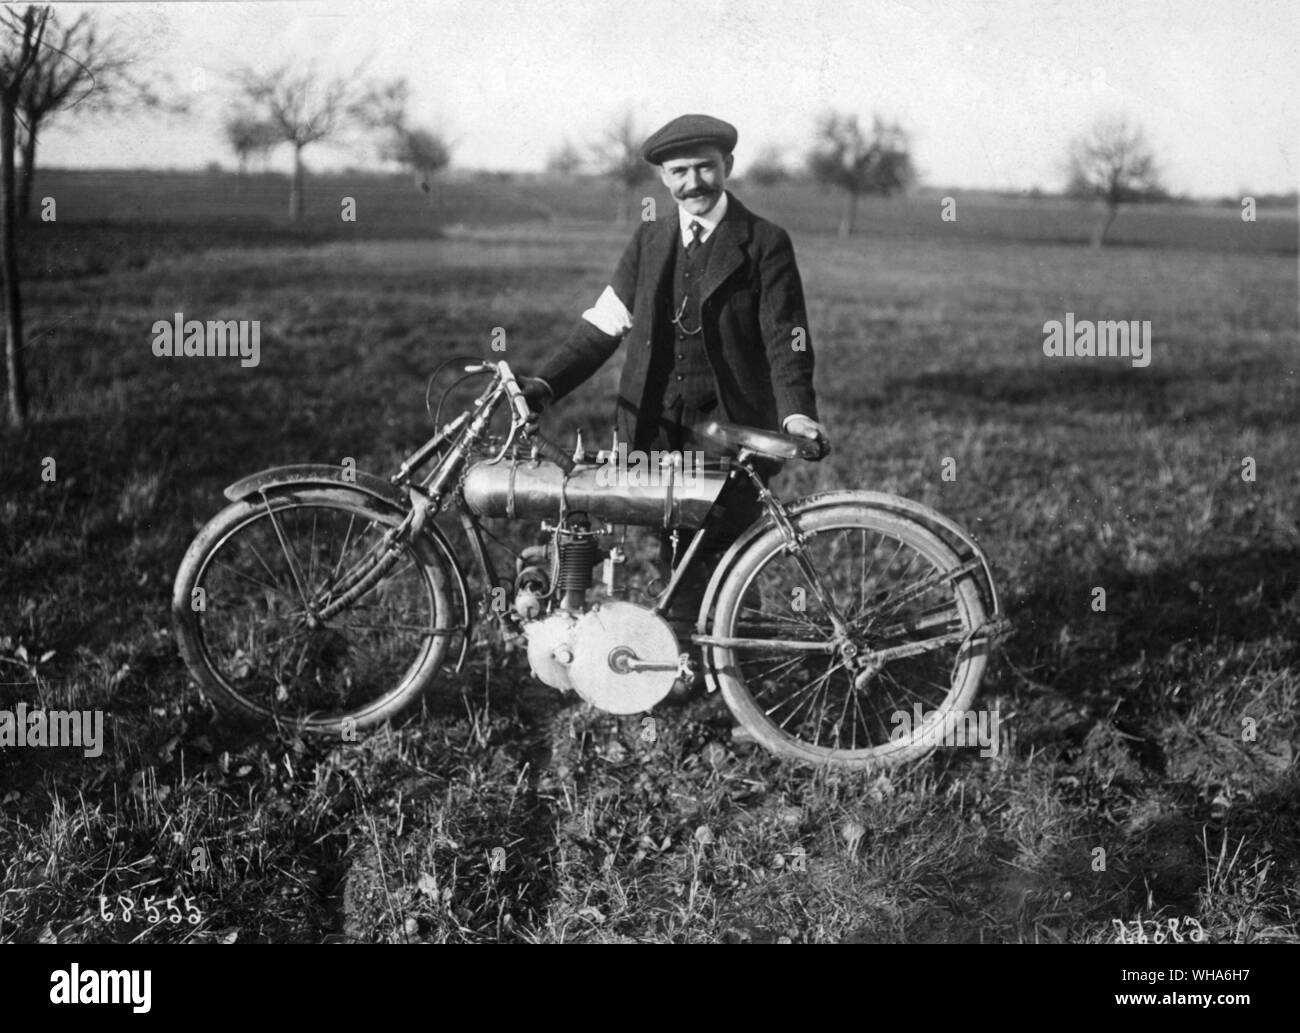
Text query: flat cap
642 114 738 164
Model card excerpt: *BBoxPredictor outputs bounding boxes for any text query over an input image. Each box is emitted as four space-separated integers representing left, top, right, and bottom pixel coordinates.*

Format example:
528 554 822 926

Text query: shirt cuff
782 413 811 431
581 285 633 337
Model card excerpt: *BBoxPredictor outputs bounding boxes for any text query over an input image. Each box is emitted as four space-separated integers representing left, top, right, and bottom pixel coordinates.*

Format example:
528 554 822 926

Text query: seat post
735 448 787 523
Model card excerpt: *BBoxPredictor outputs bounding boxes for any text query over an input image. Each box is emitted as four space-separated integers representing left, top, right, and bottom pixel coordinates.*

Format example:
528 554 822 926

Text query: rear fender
221 463 473 671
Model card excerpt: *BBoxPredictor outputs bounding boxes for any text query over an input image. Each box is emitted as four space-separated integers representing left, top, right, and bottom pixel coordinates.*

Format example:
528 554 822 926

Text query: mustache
679 188 717 199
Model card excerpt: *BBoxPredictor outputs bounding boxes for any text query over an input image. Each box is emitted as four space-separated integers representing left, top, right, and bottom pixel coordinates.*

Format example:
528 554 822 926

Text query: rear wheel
173 488 455 734
709 503 992 768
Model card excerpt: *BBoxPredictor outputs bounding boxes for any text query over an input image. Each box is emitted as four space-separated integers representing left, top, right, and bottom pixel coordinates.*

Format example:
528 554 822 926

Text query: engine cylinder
558 534 596 592
557 518 597 610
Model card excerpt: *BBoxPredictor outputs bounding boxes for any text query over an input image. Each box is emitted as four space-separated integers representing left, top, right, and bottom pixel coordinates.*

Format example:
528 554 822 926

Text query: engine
462 441 726 712
525 600 683 713
504 513 688 714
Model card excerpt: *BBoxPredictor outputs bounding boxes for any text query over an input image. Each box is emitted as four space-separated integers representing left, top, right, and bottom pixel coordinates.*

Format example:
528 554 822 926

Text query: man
522 113 830 695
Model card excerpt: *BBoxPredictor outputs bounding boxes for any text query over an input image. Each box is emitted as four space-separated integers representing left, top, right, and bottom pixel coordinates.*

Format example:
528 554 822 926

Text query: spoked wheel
709 503 992 768
173 488 455 734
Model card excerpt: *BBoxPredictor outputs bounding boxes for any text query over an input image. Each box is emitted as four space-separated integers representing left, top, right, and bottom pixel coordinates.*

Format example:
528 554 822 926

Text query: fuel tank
461 452 731 529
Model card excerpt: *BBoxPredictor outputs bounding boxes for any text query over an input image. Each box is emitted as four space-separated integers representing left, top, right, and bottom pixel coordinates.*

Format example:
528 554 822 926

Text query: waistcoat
653 228 717 415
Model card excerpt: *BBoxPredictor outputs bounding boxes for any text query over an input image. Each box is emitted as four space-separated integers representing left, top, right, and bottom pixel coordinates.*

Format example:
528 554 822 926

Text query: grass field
1 168 1298 943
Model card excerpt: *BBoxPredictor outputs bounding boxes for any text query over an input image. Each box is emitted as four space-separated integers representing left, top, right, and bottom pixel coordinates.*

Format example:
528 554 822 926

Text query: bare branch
1065 114 1165 207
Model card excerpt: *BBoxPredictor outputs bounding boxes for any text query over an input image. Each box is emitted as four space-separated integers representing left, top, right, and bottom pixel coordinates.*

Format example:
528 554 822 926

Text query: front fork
306 484 439 622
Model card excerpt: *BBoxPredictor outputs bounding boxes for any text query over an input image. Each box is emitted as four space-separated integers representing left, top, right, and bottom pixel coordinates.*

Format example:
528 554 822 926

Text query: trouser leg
659 458 768 633
646 398 771 631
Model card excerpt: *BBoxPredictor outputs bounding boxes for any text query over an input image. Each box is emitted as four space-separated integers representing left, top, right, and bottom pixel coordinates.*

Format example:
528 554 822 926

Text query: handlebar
464 360 575 474
495 360 535 424
463 360 531 419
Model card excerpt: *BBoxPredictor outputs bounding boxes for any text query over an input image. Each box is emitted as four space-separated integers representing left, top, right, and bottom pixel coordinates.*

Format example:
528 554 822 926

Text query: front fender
695 489 1003 641
223 463 408 511
220 463 472 672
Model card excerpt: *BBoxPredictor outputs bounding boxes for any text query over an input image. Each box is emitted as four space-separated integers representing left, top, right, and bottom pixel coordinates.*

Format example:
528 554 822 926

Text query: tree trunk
1092 203 1118 249
2 95 27 428
18 125 35 222
290 144 304 221
839 191 858 238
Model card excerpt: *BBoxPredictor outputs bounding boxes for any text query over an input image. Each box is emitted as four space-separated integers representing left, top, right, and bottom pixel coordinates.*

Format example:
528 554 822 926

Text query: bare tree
16 11 172 220
545 139 584 177
745 145 789 187
590 111 652 225
1065 114 1164 248
369 78 451 192
0 4 48 429
382 127 450 192
238 63 380 221
808 113 914 238
224 113 279 175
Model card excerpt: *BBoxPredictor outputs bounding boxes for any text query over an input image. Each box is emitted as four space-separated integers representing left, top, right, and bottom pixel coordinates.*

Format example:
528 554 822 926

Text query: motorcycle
172 358 1008 768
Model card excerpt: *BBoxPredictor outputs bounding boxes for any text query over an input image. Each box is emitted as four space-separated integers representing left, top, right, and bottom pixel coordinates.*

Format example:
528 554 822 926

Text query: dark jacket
538 192 818 450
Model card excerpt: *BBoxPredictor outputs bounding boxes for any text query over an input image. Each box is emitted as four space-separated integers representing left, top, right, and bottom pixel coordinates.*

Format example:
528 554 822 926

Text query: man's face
658 148 734 216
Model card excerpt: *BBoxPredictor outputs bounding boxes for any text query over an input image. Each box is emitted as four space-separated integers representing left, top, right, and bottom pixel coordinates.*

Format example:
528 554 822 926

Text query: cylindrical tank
461 454 731 529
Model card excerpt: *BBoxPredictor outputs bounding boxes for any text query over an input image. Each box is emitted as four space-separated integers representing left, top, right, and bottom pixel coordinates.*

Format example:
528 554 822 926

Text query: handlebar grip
529 431 576 475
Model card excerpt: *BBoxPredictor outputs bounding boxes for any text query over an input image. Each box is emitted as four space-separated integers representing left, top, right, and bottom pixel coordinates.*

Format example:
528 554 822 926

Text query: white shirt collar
678 190 728 246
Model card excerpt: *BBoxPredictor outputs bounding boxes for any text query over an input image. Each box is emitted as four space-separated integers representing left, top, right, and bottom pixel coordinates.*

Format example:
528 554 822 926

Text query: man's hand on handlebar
518 376 554 416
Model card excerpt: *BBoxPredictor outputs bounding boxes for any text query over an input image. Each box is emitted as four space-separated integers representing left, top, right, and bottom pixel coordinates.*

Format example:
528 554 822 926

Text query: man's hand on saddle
784 415 832 460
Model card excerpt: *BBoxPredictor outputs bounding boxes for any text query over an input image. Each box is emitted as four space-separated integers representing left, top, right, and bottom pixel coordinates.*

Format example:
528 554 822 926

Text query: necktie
686 219 704 256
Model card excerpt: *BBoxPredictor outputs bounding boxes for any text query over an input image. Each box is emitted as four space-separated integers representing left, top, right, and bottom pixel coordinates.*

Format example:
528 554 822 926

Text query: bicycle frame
379 360 809 643
220 358 999 675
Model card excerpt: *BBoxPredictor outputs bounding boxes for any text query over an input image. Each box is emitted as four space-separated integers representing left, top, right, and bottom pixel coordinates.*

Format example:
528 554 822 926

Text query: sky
32 0 1300 197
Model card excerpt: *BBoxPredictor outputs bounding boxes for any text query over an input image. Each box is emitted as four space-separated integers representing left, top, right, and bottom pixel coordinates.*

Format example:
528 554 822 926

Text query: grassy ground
1 170 1298 943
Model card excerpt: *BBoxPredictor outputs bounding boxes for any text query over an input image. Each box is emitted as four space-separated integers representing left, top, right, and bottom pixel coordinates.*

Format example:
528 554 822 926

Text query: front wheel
709 503 993 768
173 487 456 734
